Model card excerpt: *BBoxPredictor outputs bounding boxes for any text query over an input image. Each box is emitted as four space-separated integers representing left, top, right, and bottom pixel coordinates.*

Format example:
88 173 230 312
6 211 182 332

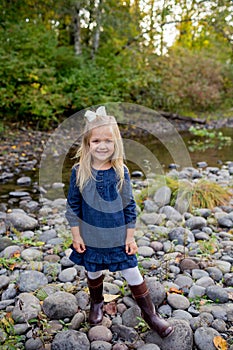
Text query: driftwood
159 111 206 124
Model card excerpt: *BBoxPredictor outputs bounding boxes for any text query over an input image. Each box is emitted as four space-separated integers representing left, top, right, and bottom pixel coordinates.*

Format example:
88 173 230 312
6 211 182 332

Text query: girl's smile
89 125 115 168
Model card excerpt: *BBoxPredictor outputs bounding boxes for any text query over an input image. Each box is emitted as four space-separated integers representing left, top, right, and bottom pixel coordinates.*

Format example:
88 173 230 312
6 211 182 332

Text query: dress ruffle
69 245 138 272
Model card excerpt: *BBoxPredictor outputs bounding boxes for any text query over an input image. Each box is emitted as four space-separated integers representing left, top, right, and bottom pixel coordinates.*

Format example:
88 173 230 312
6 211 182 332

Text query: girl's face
89 125 115 168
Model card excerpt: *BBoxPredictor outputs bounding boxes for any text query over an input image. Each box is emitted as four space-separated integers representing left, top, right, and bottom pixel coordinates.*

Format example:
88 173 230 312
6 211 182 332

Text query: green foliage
0 0 232 129
188 126 232 152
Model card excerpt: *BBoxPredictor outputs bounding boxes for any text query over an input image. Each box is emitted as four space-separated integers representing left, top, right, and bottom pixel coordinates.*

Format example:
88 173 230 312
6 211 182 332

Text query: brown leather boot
87 274 104 325
129 280 173 338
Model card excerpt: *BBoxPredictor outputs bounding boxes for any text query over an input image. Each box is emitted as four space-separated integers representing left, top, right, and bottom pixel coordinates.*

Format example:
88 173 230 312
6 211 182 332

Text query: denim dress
65 166 138 272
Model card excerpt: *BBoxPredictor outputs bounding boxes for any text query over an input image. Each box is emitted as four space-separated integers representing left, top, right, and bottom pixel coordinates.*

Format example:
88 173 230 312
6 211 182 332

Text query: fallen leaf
104 301 117 315
213 335 228 350
9 264 16 270
103 294 120 303
11 145 17 149
168 287 183 294
13 251 21 258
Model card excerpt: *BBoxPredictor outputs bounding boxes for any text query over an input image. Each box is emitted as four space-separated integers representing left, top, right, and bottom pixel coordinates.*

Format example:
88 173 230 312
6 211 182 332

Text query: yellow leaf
213 336 228 350
103 294 120 303
11 145 17 149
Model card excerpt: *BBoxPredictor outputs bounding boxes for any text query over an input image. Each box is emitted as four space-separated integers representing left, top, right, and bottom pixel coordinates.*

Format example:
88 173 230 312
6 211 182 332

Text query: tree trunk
73 3 82 55
92 0 103 58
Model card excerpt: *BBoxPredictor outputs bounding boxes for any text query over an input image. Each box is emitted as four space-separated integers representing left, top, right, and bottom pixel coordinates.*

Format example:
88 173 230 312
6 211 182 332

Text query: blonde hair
74 114 125 192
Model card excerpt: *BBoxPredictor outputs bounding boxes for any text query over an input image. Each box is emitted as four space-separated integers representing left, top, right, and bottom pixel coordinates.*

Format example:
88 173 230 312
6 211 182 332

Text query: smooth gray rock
168 227 194 245
146 278 166 306
154 186 171 208
0 275 10 289
205 267 223 282
111 324 138 343
218 215 233 228
194 327 220 350
188 285 206 299
159 206 183 222
145 319 193 350
138 246 154 257
88 326 112 342
174 275 193 290
38 229 57 242
185 216 207 230
25 337 44 350
167 294 190 310
1 283 17 300
51 330 90 350
18 271 48 292
21 248 43 261
122 305 141 328
206 285 229 303
91 341 112 350
70 312 85 330
6 212 38 230
58 267 77 282
138 345 160 350
0 237 16 251
12 293 41 323
140 213 164 225
43 291 78 319
17 176 32 185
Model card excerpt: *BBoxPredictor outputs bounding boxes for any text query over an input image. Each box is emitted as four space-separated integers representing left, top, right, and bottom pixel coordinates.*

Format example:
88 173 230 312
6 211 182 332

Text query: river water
0 127 232 204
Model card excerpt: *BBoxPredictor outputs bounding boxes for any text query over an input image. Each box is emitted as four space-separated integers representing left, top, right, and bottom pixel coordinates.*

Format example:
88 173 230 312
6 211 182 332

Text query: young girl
65 106 173 338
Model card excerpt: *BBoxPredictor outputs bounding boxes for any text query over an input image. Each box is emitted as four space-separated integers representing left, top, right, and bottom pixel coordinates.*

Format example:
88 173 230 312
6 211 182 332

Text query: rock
1 245 21 258
188 285 206 299
146 278 166 306
140 213 164 225
195 276 215 288
194 327 220 350
172 310 192 320
168 227 194 245
9 191 30 197
25 337 44 350
153 186 171 208
13 323 31 335
38 229 57 242
18 271 48 292
206 285 229 303
69 312 85 331
138 246 155 257
75 291 89 310
7 212 38 230
111 324 138 343
138 345 161 350
214 260 231 273
195 209 212 218
58 267 77 282
145 319 193 350
205 267 223 282
180 258 199 271
0 237 15 252
167 294 190 310
144 199 158 212
185 217 207 230
91 341 112 350
51 330 90 350
21 248 43 261
1 283 17 300
122 305 141 328
43 291 78 319
174 275 193 290
212 319 227 332
192 269 209 280
12 293 41 323
197 162 208 168
0 275 10 289
218 215 233 228
88 326 112 342
159 206 183 222
17 176 32 185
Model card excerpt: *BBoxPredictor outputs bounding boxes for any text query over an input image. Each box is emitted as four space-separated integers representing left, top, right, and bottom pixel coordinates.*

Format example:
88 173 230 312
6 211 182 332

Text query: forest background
0 0 232 130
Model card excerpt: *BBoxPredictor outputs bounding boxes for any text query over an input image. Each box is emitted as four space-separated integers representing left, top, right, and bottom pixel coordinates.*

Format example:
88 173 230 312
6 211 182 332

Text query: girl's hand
73 238 86 253
125 239 138 255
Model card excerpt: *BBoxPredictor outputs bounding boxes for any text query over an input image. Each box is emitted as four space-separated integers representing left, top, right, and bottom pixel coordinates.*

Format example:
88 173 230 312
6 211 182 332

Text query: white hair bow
84 106 107 122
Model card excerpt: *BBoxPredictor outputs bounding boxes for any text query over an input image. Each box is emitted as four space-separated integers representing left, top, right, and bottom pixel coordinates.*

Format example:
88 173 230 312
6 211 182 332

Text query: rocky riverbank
0 151 233 349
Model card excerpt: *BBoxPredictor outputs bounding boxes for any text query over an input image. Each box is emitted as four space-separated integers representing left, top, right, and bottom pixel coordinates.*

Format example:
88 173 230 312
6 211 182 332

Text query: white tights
87 266 143 286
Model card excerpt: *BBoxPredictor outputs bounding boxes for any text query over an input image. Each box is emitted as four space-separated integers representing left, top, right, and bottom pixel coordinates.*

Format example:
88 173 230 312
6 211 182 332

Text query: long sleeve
65 167 82 227
121 167 137 228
